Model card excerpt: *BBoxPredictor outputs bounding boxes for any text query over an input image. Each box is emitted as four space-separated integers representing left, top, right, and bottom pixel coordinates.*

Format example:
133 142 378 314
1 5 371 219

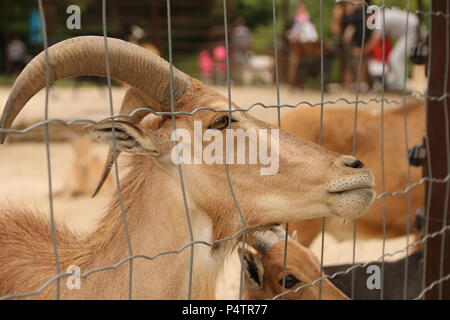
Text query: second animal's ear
291 230 298 242
85 121 160 156
238 247 264 290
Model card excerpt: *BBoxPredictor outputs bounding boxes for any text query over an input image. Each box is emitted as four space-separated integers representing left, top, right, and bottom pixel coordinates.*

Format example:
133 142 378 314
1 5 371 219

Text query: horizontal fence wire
1 91 449 136
272 222 450 300
0 0 449 301
2 218 449 300
0 224 274 300
273 0 448 301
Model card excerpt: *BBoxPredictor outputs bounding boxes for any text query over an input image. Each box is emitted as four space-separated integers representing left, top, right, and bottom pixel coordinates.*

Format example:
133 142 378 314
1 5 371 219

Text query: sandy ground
0 85 413 299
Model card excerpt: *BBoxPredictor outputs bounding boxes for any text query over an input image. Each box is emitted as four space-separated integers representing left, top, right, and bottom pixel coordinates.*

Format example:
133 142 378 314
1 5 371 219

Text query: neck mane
0 155 232 299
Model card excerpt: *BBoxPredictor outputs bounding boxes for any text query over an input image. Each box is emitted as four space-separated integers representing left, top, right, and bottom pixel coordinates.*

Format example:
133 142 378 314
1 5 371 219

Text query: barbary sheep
242 227 422 300
240 227 349 300
0 36 375 299
280 100 424 246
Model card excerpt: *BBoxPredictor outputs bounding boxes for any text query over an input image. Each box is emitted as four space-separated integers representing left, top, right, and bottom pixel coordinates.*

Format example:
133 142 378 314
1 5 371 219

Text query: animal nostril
344 159 365 169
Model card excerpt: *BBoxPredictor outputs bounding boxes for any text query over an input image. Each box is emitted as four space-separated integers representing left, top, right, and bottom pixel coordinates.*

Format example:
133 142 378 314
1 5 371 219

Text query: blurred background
0 0 431 299
0 0 429 89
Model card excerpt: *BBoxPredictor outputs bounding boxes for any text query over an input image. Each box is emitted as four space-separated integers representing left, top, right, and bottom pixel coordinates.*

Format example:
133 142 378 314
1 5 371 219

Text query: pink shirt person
213 45 227 73
198 50 213 77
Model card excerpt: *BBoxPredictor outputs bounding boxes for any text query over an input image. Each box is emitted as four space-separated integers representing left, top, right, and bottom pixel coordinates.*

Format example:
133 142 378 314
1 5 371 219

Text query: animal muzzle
327 155 376 219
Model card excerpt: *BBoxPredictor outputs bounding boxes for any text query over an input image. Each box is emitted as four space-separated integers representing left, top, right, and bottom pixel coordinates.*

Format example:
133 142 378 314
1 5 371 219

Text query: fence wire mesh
0 0 449 300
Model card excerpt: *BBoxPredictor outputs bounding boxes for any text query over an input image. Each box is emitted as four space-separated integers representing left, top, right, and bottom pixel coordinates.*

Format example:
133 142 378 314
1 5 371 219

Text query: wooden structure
424 0 450 300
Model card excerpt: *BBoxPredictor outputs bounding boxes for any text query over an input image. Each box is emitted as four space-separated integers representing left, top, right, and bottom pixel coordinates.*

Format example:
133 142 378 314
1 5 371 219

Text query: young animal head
0 36 375 239
63 135 114 197
240 227 349 300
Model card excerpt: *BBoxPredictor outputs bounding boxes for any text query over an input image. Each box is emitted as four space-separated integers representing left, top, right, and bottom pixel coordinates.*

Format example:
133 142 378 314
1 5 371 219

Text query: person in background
356 7 421 91
286 1 318 44
231 17 252 85
198 49 213 85
367 36 393 92
340 1 372 91
285 1 319 86
7 35 26 76
330 2 347 87
128 25 160 56
213 44 227 86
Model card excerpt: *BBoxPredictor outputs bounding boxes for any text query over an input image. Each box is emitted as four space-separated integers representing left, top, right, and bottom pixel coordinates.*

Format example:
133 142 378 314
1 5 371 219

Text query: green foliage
302 0 336 40
252 23 276 54
236 0 277 28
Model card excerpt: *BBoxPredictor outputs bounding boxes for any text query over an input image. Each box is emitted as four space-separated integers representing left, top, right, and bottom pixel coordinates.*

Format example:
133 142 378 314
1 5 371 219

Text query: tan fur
139 43 160 56
242 239 349 300
281 99 425 246
0 55 376 299
58 136 114 197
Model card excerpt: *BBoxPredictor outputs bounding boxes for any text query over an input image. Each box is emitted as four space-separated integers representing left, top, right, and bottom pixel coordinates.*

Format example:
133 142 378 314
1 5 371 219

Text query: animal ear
291 230 298 242
85 121 160 156
238 247 264 289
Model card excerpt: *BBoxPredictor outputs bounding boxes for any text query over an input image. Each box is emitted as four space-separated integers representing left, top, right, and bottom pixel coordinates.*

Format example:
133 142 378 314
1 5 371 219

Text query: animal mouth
326 174 375 194
328 186 374 195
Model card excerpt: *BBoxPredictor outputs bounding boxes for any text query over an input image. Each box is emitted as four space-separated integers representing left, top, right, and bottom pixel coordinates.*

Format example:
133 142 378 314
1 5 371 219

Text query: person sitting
286 1 318 44
356 8 422 91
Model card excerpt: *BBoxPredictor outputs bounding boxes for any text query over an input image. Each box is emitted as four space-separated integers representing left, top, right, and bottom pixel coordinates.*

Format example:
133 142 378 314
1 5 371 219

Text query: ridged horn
91 87 155 197
0 35 191 144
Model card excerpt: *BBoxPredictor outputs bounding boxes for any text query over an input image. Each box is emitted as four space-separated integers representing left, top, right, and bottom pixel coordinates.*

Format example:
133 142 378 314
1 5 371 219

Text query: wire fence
0 0 449 300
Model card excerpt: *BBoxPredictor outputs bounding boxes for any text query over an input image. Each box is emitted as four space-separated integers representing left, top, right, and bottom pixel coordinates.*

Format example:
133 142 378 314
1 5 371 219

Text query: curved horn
0 36 191 143
291 230 298 242
91 87 155 197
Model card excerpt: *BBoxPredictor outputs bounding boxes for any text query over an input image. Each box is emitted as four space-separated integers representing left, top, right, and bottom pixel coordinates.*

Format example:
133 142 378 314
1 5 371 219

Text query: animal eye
279 274 300 289
209 116 236 130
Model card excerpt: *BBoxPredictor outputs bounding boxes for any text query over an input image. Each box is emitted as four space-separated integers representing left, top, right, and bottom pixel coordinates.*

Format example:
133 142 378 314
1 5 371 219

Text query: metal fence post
425 0 450 300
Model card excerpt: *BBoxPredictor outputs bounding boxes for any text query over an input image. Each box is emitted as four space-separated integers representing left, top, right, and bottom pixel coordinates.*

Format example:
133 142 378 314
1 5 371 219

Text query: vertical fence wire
401 0 412 300
165 0 196 300
37 0 61 300
379 1 387 300
421 3 434 298
101 0 134 300
222 0 249 300
4 0 450 301
422 134 433 298
350 0 368 300
272 0 281 128
271 0 290 296
318 0 326 300
437 1 450 300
